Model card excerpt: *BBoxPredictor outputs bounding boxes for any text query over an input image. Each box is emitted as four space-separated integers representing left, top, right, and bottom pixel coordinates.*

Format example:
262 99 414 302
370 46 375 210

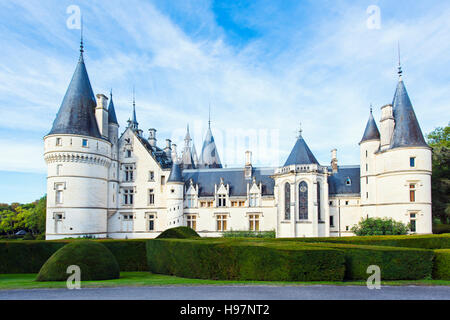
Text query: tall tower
166 160 185 228
44 41 111 239
359 107 380 212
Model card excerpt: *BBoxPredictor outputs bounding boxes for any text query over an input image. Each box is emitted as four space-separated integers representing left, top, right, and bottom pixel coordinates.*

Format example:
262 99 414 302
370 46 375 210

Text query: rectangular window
217 194 227 207
56 164 62 176
55 183 64 204
186 195 196 208
148 214 155 231
366 192 369 199
124 165 134 182
82 139 88 147
148 189 155 205
409 184 416 202
366 163 368 172
410 213 417 232
239 201 245 207
248 214 260 231
187 215 197 231
216 214 227 231
249 194 258 207
410 157 416 167
123 188 134 205
56 138 62 146
148 171 155 181
366 176 368 184
125 150 131 158
161 176 165 185
330 215 334 227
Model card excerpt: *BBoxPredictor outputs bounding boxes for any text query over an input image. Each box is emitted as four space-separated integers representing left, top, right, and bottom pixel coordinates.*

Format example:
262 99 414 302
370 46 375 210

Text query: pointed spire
397 41 403 80
360 106 380 143
181 124 196 169
284 127 319 166
199 123 222 168
129 87 138 130
108 89 118 125
48 37 101 138
185 124 191 142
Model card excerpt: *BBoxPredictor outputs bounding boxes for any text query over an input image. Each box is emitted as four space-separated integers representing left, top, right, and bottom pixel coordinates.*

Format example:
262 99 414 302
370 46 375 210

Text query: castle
44 43 432 239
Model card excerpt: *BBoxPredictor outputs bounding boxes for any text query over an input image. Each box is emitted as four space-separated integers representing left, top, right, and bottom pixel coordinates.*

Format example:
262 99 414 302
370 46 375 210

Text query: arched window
284 183 290 220
317 182 321 221
299 181 308 220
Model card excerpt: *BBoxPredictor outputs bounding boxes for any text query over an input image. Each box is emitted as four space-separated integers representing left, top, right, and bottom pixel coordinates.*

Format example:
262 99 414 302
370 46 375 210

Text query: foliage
433 224 450 234
156 226 200 239
36 240 120 281
432 249 450 280
147 239 345 281
0 196 46 238
351 217 409 236
222 230 276 238
99 240 148 271
427 124 450 224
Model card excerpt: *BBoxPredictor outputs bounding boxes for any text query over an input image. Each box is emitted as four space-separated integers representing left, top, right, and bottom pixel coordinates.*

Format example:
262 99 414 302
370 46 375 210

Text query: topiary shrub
36 240 120 281
433 249 450 280
156 226 200 239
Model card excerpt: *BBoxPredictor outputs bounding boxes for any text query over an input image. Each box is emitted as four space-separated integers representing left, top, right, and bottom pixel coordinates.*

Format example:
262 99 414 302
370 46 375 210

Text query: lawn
0 272 449 290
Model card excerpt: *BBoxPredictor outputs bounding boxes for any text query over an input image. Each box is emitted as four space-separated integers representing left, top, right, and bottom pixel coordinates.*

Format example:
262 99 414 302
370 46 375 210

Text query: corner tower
44 42 111 239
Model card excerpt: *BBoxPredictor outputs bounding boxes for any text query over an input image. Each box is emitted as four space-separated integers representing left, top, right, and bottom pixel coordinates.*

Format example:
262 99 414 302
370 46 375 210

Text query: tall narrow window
187 215 197 230
56 138 62 146
410 213 417 232
249 214 260 231
284 183 290 220
410 157 416 167
217 194 227 207
124 165 134 182
249 193 258 207
56 164 62 176
82 139 88 147
148 171 155 181
330 215 334 227
366 163 368 172
298 181 308 220
55 184 64 204
317 182 321 221
186 195 195 208
409 184 416 202
148 189 155 205
148 214 155 231
216 215 227 231
123 188 134 205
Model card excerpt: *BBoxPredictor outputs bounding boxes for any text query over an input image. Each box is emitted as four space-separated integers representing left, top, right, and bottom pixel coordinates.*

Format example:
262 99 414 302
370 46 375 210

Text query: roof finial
297 122 303 138
80 15 84 54
397 41 403 80
208 102 211 129
132 85 135 107
370 103 373 113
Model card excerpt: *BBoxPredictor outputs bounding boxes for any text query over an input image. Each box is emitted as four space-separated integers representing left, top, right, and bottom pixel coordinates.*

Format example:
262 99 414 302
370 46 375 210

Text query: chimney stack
164 139 172 157
331 149 338 173
95 94 109 139
148 128 157 147
244 150 252 180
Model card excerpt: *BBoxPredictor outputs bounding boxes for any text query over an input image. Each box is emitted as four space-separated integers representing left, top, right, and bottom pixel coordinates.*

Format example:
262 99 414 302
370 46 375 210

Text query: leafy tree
351 217 409 236
0 210 19 236
427 124 450 224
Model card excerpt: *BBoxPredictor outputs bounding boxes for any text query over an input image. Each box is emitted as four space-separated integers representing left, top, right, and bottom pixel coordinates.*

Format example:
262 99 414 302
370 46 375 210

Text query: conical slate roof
181 125 196 169
168 161 183 182
199 127 222 168
284 134 319 166
48 53 101 138
390 79 428 149
360 109 380 143
108 91 118 125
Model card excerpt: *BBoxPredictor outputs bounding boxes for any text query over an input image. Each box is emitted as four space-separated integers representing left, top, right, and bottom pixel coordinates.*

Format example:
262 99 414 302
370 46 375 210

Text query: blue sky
0 0 449 203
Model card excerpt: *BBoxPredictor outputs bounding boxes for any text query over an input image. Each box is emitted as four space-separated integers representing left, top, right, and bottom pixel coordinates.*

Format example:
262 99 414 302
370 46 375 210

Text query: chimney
148 128 157 147
380 104 394 150
331 149 338 173
164 139 172 157
171 143 177 162
95 94 109 139
244 150 252 180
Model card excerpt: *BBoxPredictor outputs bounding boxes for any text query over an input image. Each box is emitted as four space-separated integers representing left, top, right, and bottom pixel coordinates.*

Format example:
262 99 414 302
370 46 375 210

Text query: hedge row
146 239 346 281
277 234 450 249
0 239 147 274
433 249 450 280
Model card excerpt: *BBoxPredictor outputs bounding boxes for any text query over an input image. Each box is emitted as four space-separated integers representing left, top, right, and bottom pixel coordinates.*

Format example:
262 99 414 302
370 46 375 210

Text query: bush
222 230 276 238
433 224 450 234
156 226 200 239
432 249 450 280
98 240 147 271
36 240 120 281
277 234 450 249
351 217 409 236
146 239 345 281
295 242 434 280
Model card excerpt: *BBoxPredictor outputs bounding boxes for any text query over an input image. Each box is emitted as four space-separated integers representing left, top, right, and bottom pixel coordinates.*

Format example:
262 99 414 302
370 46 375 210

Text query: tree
351 217 409 236
427 124 450 224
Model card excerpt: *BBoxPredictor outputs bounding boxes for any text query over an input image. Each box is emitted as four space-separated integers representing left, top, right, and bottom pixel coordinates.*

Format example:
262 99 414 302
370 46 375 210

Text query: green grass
0 272 449 290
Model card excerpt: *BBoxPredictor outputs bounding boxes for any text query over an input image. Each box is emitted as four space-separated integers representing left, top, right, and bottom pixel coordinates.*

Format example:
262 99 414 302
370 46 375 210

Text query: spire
129 87 138 130
397 41 402 80
199 124 222 168
185 124 191 142
360 106 380 143
108 89 118 125
48 39 101 138
284 128 319 166
181 124 196 169
390 77 428 149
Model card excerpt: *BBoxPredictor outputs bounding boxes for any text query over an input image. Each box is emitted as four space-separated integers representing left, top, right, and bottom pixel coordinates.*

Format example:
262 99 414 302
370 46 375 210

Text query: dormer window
217 194 227 207
346 178 352 186
249 193 258 207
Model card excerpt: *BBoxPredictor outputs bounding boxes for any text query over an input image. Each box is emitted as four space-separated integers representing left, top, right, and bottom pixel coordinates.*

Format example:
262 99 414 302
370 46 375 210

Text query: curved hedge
156 226 200 239
433 249 450 280
36 240 120 281
146 239 345 281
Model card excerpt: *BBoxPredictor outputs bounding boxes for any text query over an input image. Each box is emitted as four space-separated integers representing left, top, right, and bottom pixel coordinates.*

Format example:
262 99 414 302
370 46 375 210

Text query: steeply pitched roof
168 161 183 182
48 53 101 138
108 91 119 125
283 135 319 166
327 165 361 195
183 167 275 197
360 109 380 143
199 127 222 168
390 79 428 149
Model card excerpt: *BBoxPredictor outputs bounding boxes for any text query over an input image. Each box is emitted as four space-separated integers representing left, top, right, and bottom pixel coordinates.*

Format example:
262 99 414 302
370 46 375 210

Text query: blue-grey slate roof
360 110 380 143
135 134 172 169
390 79 428 149
108 92 119 125
48 53 101 138
182 167 275 197
168 162 183 182
284 136 319 166
327 166 361 195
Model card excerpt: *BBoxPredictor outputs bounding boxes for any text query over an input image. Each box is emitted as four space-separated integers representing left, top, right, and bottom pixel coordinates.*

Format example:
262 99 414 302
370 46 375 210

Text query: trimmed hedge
146 239 345 281
156 226 200 239
293 242 434 280
278 234 450 249
36 240 120 281
432 249 450 280
0 239 147 274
